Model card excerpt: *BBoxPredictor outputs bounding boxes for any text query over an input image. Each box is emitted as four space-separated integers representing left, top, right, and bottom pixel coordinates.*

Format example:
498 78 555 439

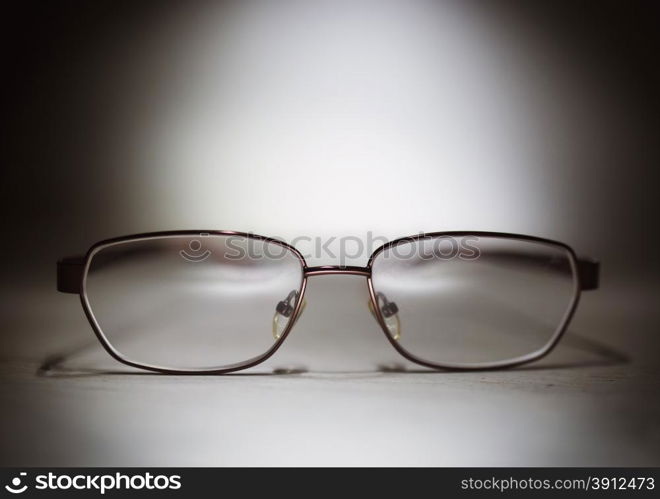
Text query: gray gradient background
1 0 658 466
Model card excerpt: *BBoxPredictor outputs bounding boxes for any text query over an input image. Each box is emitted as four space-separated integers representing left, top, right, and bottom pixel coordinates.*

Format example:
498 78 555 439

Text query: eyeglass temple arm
57 256 86 294
56 254 600 294
577 257 600 291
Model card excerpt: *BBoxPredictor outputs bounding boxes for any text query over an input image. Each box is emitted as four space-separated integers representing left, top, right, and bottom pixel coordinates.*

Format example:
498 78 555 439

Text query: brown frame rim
70 230 587 374
79 230 308 375
366 231 582 370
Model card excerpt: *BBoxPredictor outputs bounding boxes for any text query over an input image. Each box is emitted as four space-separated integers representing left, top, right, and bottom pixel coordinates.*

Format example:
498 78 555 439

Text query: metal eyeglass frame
56 230 600 374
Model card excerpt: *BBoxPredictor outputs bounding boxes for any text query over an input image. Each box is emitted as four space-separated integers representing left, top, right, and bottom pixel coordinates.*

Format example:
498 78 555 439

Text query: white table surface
1 275 658 466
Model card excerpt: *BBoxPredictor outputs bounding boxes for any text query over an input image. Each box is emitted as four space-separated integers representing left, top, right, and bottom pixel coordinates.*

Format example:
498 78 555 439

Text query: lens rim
80 230 308 374
367 231 582 370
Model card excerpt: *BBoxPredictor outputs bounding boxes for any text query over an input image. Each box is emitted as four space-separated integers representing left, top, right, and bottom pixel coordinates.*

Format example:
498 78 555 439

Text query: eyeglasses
57 231 599 374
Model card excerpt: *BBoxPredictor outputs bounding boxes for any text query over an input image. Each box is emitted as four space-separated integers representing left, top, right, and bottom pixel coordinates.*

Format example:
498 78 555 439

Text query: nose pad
272 290 307 340
368 292 401 341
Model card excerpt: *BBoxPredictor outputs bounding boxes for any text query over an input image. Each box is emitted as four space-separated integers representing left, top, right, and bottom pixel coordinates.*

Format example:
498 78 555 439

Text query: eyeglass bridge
304 265 371 277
